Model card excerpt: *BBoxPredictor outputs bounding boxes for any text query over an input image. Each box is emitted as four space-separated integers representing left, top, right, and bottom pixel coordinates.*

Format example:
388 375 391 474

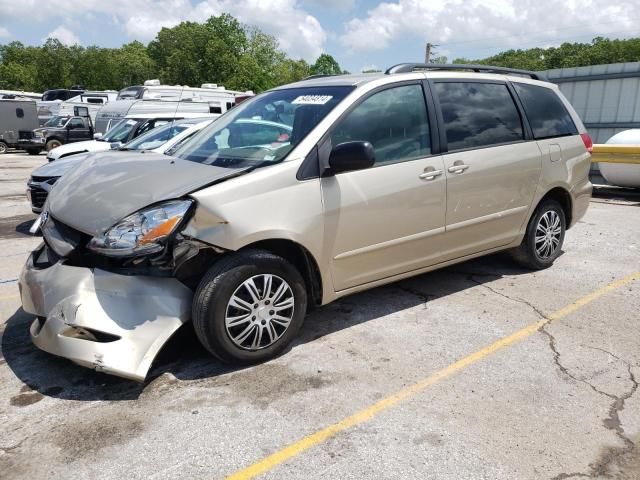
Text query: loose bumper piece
20 246 193 381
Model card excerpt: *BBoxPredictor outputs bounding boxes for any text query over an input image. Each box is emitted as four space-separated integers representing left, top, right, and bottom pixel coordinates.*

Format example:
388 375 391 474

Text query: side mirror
328 141 375 175
93 133 103 140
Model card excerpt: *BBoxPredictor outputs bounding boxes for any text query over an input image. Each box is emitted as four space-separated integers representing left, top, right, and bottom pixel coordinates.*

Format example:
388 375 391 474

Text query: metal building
543 62 640 143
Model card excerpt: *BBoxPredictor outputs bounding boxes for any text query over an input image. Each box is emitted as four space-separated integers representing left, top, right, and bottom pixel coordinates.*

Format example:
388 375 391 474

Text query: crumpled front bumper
19 245 193 381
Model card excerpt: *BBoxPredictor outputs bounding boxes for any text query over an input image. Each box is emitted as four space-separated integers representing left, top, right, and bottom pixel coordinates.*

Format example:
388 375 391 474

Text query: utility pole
425 42 439 63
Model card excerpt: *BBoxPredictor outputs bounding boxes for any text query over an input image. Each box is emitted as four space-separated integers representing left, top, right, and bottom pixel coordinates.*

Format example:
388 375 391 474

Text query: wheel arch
240 239 324 308
536 186 573 228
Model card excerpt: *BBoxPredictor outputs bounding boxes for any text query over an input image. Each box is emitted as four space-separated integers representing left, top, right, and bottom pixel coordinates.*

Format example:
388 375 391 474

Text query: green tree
453 37 640 71
310 53 344 75
272 58 311 85
35 39 73 91
112 41 157 88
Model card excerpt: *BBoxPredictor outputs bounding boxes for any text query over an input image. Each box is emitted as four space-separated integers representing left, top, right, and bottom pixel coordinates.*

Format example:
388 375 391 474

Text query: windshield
117 86 144 100
172 86 354 168
42 90 64 101
44 116 69 128
102 119 138 143
123 122 190 151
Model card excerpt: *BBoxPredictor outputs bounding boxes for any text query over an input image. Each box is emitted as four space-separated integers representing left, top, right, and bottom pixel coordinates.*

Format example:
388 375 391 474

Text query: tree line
452 36 640 71
0 14 345 94
2 12 639 94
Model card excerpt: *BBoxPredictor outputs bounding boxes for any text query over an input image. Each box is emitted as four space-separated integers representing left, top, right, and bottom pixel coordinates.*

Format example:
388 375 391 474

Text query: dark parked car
18 115 94 154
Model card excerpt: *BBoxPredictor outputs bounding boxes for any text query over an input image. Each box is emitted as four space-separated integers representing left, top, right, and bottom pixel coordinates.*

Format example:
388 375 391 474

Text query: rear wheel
0 141 7 154
45 139 62 151
192 249 308 364
510 199 566 270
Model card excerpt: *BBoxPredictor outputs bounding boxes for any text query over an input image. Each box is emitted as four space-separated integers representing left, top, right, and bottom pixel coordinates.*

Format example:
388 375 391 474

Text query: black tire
45 139 62 151
26 149 40 156
192 249 308 364
0 141 7 154
510 199 566 270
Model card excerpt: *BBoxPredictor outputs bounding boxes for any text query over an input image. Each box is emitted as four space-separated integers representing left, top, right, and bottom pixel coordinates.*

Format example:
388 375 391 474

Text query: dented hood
47 151 247 236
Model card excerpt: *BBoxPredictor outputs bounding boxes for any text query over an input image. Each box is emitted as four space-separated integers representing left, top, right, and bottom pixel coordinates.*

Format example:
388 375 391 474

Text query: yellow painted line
225 271 640 480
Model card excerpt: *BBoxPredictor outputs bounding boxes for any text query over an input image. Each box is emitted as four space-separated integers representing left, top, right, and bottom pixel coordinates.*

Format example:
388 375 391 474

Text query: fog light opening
61 326 120 343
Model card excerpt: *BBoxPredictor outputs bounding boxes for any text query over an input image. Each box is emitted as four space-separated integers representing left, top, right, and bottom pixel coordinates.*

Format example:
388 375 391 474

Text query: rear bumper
20 245 193 381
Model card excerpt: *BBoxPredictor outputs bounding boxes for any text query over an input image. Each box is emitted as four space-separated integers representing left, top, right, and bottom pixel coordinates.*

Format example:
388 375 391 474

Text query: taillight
580 133 593 154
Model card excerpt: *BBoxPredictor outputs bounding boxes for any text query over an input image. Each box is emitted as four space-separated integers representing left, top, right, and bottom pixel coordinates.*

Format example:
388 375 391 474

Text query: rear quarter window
434 82 524 151
513 83 578 140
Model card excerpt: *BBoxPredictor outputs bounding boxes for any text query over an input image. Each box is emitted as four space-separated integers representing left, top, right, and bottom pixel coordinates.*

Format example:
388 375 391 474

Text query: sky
0 0 639 73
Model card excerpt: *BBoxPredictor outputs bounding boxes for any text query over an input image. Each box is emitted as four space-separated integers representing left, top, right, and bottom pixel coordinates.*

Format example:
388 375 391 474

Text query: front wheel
510 199 566 270
0 141 7 154
45 139 62 151
192 249 308 364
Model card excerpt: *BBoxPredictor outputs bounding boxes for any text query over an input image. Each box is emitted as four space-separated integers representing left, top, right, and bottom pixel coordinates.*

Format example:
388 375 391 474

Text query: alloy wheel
535 210 562 259
225 274 295 350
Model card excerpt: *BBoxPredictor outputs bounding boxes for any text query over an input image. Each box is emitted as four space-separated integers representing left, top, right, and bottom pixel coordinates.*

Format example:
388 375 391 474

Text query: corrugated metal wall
543 62 640 143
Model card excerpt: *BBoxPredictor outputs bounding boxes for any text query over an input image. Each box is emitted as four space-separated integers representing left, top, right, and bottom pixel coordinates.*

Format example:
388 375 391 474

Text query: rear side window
435 82 524 151
331 84 431 165
513 83 578 139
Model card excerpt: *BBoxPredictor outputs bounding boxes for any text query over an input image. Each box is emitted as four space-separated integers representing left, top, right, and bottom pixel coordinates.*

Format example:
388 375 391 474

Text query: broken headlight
87 199 193 257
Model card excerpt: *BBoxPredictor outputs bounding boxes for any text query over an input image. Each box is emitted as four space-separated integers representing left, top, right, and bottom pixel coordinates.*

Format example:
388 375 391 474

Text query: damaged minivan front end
19 152 243 381
20 82 358 381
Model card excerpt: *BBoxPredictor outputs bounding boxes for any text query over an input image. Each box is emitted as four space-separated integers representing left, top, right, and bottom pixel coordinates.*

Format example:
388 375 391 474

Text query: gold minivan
20 64 593 380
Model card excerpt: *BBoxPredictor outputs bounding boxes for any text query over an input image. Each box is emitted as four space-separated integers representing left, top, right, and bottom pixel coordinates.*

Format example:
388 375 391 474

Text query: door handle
447 164 469 174
419 169 443 180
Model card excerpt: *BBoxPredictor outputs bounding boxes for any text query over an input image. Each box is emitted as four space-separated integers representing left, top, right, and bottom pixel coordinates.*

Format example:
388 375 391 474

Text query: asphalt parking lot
0 151 639 480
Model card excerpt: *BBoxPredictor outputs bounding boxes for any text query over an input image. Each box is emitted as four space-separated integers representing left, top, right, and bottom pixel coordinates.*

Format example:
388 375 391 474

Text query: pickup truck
18 115 94 154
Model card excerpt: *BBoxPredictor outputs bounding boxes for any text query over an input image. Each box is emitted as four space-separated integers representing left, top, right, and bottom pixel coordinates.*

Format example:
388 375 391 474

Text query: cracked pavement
1 152 639 480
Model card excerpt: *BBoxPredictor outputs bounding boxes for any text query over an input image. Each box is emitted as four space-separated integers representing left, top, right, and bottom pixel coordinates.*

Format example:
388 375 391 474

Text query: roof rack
385 63 542 80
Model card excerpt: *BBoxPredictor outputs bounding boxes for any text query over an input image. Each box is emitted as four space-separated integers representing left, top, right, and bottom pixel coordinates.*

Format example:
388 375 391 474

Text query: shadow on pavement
1 252 531 402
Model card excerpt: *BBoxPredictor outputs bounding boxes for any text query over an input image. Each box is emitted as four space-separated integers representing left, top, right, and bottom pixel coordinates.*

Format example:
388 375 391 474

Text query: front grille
28 176 59 209
29 186 48 209
19 130 34 140
41 215 89 258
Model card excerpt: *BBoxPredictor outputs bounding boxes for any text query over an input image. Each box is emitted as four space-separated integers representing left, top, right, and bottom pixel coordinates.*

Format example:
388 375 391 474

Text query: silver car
20 64 593 381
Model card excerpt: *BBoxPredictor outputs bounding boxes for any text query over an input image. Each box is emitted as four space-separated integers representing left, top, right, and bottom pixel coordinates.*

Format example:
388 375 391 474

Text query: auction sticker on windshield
292 95 333 105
